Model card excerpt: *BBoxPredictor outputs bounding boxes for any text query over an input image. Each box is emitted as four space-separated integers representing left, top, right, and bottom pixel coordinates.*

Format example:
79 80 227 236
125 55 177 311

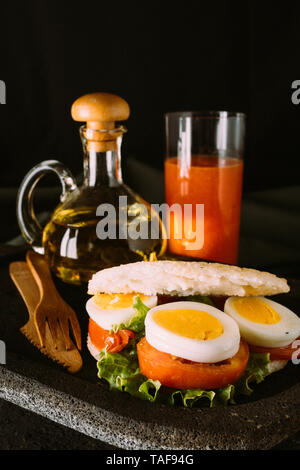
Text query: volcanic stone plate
0 254 299 450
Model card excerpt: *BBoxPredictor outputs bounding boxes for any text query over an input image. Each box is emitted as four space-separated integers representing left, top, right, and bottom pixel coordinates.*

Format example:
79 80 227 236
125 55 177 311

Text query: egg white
224 296 300 348
145 301 241 363
86 294 158 331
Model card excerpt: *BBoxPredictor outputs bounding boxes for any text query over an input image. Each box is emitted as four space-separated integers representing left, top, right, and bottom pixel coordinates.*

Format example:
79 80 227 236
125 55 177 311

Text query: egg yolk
94 293 148 310
233 297 281 324
152 309 224 340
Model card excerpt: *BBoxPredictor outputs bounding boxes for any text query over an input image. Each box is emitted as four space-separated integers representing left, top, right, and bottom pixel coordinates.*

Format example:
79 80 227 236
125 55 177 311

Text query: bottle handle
16 160 77 254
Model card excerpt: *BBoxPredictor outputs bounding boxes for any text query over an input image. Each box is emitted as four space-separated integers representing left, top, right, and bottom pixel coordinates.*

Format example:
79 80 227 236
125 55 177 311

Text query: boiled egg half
86 293 158 330
145 301 240 363
224 296 300 348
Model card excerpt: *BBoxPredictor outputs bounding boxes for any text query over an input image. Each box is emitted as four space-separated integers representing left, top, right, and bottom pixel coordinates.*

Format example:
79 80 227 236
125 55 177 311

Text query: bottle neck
80 126 124 188
83 147 123 187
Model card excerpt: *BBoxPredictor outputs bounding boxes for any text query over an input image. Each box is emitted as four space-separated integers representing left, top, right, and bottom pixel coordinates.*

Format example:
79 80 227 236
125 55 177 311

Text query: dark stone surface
0 398 117 450
2 166 300 449
0 396 299 450
0 247 300 450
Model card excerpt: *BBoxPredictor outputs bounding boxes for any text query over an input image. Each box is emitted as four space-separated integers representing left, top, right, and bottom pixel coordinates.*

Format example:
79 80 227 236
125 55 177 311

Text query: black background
0 1 300 192
0 2 300 451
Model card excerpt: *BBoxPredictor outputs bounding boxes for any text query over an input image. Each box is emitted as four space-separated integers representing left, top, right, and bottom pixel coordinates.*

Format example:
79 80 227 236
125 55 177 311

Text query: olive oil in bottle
17 93 166 285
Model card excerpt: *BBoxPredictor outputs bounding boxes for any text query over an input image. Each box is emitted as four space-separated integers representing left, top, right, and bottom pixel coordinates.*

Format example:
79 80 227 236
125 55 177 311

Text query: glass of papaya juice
164 111 246 265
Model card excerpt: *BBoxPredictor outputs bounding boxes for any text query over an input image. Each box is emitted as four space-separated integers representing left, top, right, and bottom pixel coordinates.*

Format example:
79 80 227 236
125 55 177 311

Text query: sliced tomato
250 336 300 360
137 337 249 390
88 318 135 353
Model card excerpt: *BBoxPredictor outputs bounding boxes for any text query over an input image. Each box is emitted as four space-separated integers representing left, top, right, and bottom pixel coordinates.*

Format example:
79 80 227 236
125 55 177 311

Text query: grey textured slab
0 256 300 450
1 352 299 450
0 363 171 450
0 397 117 450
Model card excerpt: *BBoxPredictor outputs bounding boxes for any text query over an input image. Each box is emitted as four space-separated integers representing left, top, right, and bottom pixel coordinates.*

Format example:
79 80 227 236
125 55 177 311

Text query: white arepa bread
88 260 290 297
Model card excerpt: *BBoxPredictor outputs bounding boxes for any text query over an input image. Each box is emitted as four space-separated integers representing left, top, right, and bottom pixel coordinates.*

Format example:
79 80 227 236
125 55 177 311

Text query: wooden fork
26 250 82 352
9 261 82 373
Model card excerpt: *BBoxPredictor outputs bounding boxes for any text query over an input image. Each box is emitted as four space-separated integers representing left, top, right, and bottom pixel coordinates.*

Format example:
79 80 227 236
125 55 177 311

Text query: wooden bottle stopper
71 92 130 151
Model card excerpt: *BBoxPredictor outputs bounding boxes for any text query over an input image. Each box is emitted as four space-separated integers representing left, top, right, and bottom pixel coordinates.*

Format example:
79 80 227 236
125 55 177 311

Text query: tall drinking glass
164 111 245 265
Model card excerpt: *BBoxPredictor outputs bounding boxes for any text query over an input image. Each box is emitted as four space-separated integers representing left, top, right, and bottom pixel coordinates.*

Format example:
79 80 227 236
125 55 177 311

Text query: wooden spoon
9 261 82 373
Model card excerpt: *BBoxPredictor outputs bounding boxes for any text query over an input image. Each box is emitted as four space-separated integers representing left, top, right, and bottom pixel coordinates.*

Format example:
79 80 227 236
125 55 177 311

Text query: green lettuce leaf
235 352 271 396
138 379 161 402
110 296 150 334
97 347 161 401
97 347 139 391
169 388 216 407
96 297 272 407
97 343 272 407
184 294 215 306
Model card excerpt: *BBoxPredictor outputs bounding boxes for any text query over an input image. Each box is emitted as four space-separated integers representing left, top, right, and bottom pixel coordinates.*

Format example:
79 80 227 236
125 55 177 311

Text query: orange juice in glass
164 111 245 265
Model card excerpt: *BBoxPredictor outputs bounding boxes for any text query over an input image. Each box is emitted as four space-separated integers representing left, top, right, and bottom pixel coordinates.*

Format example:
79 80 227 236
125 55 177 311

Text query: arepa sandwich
86 261 300 407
